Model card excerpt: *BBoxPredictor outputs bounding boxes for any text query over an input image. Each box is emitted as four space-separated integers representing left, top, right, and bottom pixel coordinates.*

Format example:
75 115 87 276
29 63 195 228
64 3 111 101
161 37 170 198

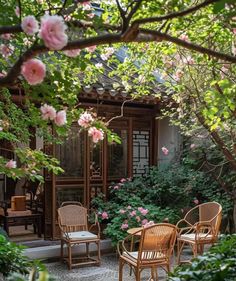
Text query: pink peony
40 104 56 120
21 59 46 85
39 15 68 50
130 210 136 217
1 33 12 40
5 159 17 169
78 111 94 128
141 219 148 226
119 209 126 214
101 211 109 220
138 207 148 215
86 45 96 53
120 178 126 183
64 49 81 57
15 6 20 17
161 146 169 155
121 223 129 230
0 44 14 58
21 16 39 36
54 110 67 126
113 185 119 190
88 127 104 143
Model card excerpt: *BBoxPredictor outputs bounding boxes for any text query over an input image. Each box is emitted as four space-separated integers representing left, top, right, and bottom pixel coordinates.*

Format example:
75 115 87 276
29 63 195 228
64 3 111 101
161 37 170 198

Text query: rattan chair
118 223 177 281
58 202 101 270
176 201 222 264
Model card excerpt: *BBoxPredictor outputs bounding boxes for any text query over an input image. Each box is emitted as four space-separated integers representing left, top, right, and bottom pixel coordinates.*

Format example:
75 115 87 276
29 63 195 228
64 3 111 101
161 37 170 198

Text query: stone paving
45 253 181 281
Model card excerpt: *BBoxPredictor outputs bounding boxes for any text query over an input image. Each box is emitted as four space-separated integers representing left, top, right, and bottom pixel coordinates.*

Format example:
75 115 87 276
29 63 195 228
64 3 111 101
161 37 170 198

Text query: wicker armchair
176 202 222 264
118 223 177 281
57 202 101 270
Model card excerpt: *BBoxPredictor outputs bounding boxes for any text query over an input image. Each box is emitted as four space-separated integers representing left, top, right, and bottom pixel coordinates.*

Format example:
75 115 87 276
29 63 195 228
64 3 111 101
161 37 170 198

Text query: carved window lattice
133 130 150 177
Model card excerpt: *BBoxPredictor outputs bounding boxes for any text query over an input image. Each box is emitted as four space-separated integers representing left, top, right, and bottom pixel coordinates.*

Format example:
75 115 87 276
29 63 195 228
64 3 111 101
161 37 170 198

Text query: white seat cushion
64 231 98 240
123 251 165 260
180 233 213 240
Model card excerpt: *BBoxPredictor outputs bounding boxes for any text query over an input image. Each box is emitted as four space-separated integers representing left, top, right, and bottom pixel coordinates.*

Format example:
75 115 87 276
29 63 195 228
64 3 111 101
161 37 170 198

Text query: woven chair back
138 223 177 263
185 202 222 235
58 204 88 232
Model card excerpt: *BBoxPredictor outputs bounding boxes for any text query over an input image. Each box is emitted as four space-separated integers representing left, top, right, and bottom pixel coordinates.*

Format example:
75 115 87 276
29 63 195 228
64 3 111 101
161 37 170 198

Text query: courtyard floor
45 252 187 281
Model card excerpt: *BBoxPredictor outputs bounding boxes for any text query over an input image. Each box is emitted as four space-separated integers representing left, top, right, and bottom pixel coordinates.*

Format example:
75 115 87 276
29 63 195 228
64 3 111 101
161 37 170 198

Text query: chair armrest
89 222 101 238
176 219 193 229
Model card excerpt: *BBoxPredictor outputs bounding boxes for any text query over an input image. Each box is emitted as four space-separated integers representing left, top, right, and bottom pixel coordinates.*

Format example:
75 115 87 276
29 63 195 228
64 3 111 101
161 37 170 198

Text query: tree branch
133 0 220 25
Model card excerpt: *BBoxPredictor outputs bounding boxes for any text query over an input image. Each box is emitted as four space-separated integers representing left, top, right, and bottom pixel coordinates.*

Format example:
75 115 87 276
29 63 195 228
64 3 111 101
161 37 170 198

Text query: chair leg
97 240 101 265
136 268 141 281
68 243 72 270
177 239 184 264
119 258 124 281
86 243 89 258
151 267 158 281
193 244 198 258
60 240 64 262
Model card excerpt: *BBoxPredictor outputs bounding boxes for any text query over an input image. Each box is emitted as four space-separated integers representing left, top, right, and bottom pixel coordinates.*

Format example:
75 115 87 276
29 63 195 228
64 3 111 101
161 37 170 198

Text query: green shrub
0 235 32 276
168 235 236 281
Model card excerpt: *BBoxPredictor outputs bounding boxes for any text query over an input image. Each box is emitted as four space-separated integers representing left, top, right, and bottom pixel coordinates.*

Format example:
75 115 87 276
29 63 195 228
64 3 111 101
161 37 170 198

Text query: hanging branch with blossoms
0 0 236 180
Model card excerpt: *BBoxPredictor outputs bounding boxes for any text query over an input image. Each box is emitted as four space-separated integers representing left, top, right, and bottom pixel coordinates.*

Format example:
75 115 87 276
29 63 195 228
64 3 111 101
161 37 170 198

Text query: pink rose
141 219 148 226
21 15 39 36
40 104 56 120
15 6 20 17
54 110 67 126
64 49 81 57
120 178 126 183
121 223 129 230
5 159 17 169
81 2 91 10
39 15 68 50
0 44 14 58
88 127 104 143
138 207 148 215
86 45 96 53
161 146 169 155
0 34 12 40
113 185 119 190
194 199 199 205
119 209 126 214
101 211 109 220
21 59 46 85
130 210 136 217
179 34 189 42
127 206 132 210
78 111 94 128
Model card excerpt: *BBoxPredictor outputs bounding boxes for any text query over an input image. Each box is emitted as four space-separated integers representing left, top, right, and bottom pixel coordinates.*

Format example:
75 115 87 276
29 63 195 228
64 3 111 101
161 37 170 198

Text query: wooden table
0 213 42 237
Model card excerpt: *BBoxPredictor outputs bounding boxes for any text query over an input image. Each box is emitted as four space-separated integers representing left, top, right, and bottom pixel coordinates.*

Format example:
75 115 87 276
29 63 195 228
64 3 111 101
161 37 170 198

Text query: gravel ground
45 253 182 281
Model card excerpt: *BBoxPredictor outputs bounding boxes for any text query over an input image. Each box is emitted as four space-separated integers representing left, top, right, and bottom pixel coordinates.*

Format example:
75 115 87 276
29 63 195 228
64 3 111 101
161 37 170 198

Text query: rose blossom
88 127 104 143
101 211 109 220
136 216 141 222
0 44 14 58
54 110 67 126
64 49 81 57
138 207 148 215
194 199 199 205
113 185 119 190
1 34 12 40
39 15 68 50
86 45 96 53
119 209 126 214
141 219 148 226
40 104 56 120
15 6 20 17
5 159 17 169
21 59 46 85
81 2 91 10
120 178 126 183
161 146 169 155
130 210 136 217
21 16 39 36
179 34 189 41
78 111 94 128
121 223 129 230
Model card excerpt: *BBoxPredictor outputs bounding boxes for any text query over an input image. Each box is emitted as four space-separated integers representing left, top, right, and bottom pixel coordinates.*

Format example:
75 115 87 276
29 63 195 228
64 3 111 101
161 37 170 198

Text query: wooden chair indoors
176 201 222 264
57 202 101 270
118 223 177 281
